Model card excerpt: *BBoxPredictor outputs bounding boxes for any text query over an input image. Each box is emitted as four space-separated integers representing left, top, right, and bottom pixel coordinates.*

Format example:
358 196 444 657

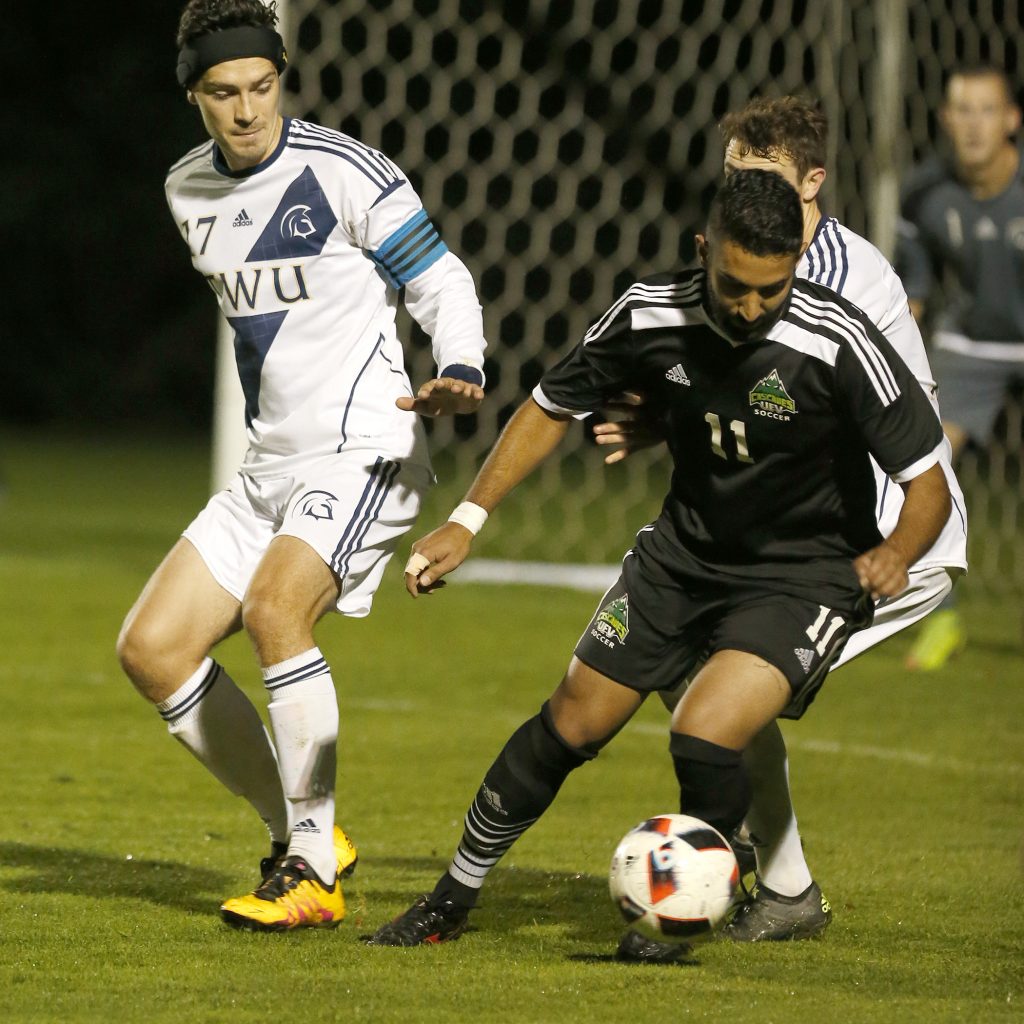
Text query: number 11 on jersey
704 412 754 463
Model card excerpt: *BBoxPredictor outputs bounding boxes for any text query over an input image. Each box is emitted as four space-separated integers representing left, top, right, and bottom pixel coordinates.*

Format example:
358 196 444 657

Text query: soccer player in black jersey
366 170 951 951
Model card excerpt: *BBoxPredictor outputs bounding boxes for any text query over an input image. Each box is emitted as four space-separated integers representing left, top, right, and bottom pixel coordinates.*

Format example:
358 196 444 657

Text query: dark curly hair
719 96 828 181
708 168 803 258
176 0 279 48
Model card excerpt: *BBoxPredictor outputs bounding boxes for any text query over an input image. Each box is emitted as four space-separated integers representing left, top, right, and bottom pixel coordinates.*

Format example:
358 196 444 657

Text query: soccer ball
609 814 739 943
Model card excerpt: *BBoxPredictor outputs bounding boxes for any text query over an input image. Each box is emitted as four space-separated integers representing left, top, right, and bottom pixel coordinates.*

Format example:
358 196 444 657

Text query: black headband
176 26 287 88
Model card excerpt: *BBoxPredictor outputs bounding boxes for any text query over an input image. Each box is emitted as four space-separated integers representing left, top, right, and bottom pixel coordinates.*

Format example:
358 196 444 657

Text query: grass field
0 430 1021 1023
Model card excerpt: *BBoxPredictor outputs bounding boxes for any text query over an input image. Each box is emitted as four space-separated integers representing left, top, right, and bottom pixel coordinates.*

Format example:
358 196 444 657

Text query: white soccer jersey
165 117 486 478
799 216 967 571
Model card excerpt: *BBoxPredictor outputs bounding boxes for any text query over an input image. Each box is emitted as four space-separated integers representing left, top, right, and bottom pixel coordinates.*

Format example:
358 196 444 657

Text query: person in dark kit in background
897 63 1024 670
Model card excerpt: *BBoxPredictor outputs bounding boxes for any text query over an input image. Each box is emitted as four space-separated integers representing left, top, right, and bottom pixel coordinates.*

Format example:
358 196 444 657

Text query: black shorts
574 540 873 720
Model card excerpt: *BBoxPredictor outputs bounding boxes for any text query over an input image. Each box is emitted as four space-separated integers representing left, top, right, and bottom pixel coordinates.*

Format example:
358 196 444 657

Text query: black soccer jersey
897 151 1024 349
534 270 945 602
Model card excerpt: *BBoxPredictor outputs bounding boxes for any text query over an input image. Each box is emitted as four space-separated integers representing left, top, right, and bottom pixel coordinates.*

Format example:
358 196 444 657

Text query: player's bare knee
117 620 170 700
116 614 151 682
240 590 300 659
241 590 274 642
117 614 208 702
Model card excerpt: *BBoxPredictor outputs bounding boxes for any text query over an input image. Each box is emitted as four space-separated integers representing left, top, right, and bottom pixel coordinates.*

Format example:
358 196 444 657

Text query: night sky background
7 5 222 432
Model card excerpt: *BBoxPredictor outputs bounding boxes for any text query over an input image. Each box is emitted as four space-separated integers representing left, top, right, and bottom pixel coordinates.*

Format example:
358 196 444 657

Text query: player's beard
706 293 789 345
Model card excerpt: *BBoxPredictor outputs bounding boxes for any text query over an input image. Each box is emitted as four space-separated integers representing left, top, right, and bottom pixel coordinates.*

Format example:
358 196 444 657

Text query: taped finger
404 552 431 576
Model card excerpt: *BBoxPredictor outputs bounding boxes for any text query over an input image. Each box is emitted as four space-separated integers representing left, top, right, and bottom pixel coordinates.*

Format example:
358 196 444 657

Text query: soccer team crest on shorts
592 594 629 647
294 490 339 521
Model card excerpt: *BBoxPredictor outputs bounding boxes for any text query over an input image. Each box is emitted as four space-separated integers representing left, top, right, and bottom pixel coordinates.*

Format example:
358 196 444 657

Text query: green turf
0 431 1021 1023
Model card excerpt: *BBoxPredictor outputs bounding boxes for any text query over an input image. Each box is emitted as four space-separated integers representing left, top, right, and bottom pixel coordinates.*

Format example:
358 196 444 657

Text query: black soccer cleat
729 831 757 878
363 895 470 947
615 928 691 964
259 841 289 880
723 879 832 942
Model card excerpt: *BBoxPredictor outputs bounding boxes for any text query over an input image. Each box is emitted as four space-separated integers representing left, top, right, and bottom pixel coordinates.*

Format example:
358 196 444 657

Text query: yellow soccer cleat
259 825 357 882
905 609 966 671
334 824 358 879
221 857 345 931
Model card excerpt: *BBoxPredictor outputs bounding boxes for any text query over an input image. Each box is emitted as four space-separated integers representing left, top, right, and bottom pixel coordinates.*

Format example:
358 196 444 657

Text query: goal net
228 0 1021 592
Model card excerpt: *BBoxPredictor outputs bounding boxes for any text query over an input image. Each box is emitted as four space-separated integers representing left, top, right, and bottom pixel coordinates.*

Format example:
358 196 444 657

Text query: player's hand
403 522 474 597
396 377 484 417
592 391 666 464
852 539 910 600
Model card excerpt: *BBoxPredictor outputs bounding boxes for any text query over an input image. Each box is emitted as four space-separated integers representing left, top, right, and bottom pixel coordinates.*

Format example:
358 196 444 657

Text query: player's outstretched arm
396 375 485 417
404 398 572 597
852 463 951 599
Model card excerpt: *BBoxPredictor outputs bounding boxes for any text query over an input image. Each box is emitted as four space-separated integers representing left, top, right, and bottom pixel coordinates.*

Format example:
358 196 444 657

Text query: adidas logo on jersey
665 363 691 385
794 648 815 672
233 208 254 227
292 817 321 834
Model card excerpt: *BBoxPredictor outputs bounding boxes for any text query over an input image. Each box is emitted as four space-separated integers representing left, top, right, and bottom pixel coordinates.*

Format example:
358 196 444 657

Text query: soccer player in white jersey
116 0 487 932
595 97 967 959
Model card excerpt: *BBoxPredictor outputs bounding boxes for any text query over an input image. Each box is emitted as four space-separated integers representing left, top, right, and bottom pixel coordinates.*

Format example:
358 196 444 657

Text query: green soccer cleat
905 609 965 671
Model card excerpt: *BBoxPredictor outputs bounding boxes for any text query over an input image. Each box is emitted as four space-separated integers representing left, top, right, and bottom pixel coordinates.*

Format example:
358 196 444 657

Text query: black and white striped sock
432 705 595 908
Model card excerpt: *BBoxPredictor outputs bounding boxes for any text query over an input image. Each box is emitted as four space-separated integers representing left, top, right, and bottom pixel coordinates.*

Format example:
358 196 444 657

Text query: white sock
742 722 814 897
263 648 338 883
158 658 289 845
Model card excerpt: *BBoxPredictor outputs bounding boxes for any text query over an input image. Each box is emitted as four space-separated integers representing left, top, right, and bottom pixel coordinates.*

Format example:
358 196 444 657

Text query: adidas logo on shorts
665 363 691 385
793 648 815 672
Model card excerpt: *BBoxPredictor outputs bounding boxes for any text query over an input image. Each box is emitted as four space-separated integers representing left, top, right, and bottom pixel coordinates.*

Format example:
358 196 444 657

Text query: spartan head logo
281 204 317 239
295 489 338 521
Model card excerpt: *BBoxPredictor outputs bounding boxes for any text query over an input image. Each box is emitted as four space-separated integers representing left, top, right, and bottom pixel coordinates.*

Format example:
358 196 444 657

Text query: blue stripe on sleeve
370 210 448 287
376 210 429 257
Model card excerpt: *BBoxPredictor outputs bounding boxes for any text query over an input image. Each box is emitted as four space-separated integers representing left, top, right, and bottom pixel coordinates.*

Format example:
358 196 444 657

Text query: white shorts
183 452 432 617
832 564 960 668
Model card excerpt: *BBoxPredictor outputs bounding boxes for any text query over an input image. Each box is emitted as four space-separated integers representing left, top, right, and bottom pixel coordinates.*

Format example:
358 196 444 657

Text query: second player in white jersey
800 215 967 578
713 99 966 942
166 116 486 477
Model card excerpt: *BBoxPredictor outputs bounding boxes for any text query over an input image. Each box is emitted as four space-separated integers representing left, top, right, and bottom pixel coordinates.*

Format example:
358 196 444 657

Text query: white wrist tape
448 501 489 535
